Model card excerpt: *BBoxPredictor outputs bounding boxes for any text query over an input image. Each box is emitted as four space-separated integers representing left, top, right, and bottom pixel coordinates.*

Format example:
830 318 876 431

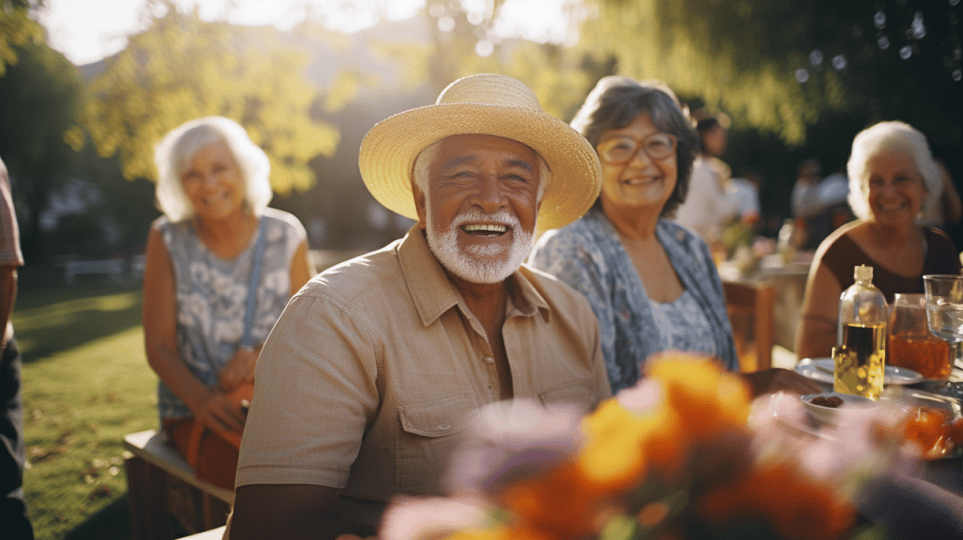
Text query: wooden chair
722 280 775 372
123 430 233 540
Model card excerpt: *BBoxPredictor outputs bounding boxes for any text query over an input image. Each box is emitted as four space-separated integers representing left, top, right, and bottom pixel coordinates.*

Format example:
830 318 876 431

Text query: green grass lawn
14 273 158 540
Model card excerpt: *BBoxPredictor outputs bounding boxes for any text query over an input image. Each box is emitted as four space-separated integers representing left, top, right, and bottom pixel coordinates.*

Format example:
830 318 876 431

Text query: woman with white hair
142 116 313 489
796 121 961 359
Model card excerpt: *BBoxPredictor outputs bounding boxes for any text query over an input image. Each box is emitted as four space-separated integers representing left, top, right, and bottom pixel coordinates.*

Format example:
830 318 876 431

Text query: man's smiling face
414 134 542 284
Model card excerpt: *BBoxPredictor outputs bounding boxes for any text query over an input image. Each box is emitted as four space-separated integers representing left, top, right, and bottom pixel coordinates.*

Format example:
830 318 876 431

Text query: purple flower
444 399 584 496
380 495 490 540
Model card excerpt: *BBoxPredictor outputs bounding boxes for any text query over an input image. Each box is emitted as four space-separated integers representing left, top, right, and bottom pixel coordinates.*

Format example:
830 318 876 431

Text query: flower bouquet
380 353 941 540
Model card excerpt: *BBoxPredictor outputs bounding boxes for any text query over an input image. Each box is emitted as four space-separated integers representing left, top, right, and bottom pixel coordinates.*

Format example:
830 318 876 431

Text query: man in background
0 156 32 539
791 159 851 251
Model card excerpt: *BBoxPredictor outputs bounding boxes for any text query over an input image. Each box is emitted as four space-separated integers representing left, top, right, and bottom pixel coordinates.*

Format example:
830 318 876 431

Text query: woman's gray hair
411 137 552 201
846 120 943 221
153 116 273 222
569 76 699 217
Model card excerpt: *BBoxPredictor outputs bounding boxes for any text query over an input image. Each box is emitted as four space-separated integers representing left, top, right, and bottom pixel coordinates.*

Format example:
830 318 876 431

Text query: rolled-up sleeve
236 292 381 488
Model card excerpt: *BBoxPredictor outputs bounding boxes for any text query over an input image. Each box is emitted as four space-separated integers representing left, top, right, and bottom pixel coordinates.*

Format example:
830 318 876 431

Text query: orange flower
698 462 855 540
497 461 607 540
446 523 552 540
646 353 751 440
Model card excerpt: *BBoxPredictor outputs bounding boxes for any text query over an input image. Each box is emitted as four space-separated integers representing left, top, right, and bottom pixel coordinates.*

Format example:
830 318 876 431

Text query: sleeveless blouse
821 225 961 303
154 207 307 420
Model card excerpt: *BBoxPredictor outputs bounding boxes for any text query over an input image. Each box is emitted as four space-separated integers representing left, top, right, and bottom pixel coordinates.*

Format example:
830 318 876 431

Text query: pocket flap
538 381 593 411
399 394 474 437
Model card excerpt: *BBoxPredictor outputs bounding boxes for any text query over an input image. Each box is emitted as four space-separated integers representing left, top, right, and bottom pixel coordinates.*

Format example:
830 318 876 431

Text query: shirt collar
397 225 549 326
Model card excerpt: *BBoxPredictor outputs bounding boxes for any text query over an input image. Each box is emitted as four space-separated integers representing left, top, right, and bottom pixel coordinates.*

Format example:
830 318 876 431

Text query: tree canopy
0 1 86 259
0 0 44 75
84 1 341 194
573 0 961 146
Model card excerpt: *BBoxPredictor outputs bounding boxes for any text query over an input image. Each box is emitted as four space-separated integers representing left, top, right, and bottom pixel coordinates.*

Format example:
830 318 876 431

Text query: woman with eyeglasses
529 76 818 397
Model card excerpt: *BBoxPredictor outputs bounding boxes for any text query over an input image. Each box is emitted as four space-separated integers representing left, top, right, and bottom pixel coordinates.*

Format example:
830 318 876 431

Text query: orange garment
165 418 239 491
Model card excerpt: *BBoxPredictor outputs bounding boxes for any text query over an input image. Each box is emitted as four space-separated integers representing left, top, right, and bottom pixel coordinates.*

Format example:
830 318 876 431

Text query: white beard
425 206 535 285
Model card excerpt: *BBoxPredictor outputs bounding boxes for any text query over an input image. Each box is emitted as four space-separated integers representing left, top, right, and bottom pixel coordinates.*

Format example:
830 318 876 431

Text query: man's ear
412 181 428 230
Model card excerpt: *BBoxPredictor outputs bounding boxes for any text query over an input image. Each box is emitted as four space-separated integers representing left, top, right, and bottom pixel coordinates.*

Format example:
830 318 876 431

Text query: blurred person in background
796 121 961 359
529 76 818 397
673 109 735 245
142 116 313 490
918 135 962 233
0 156 32 539
725 168 763 229
791 159 852 251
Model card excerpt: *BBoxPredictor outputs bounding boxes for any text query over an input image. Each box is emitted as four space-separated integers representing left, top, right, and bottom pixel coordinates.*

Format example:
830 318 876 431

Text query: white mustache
452 210 519 230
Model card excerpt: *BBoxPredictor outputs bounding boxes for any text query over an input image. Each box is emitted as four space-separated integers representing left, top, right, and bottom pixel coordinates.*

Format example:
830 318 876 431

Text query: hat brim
359 102 601 232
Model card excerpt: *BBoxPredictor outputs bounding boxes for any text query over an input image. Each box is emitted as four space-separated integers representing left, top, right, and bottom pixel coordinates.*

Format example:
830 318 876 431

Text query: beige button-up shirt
237 227 610 510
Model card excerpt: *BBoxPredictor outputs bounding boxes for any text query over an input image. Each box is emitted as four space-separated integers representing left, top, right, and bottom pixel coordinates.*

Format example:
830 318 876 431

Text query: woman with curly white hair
796 121 961 359
142 116 313 489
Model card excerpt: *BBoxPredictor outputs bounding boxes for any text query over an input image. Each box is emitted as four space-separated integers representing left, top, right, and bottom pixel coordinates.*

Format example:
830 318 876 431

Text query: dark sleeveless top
822 226 962 302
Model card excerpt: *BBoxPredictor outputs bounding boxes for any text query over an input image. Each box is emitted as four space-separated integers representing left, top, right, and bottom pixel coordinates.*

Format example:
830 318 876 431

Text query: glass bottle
833 264 888 399
776 219 796 264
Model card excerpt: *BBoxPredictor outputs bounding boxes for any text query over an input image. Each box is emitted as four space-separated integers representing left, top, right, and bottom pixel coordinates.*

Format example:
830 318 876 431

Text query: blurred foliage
6 0 959 256
0 35 85 261
0 0 44 75
84 0 341 194
575 0 961 147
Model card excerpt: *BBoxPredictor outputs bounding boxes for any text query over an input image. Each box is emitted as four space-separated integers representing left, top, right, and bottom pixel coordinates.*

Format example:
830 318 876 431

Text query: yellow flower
646 352 751 439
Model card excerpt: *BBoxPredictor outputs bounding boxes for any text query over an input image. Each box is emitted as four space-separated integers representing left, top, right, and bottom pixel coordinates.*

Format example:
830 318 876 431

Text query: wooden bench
123 429 233 540
63 258 127 285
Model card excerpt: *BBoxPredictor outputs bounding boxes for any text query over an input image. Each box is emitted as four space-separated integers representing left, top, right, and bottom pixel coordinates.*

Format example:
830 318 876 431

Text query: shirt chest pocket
397 393 475 495
538 380 596 412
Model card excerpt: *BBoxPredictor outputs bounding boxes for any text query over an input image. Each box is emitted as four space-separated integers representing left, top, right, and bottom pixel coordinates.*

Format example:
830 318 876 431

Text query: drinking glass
889 293 952 381
922 274 963 395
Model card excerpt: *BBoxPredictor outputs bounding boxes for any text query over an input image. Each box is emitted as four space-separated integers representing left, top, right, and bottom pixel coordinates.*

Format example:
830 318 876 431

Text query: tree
0 0 44 75
0 39 84 261
574 0 961 147
84 1 340 196
0 1 89 261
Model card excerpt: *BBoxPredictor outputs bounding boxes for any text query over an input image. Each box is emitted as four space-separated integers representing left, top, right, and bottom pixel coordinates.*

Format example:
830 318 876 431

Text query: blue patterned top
529 206 738 393
154 207 307 420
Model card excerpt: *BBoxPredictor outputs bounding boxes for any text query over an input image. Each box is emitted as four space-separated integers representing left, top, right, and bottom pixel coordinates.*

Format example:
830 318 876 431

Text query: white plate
795 357 924 385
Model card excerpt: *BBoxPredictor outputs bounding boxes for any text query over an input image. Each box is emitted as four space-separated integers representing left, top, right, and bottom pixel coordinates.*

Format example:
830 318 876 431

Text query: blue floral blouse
529 206 738 393
154 207 307 420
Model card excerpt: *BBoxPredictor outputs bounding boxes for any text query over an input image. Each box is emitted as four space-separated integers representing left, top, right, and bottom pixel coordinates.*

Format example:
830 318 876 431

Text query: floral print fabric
155 207 306 420
529 206 738 393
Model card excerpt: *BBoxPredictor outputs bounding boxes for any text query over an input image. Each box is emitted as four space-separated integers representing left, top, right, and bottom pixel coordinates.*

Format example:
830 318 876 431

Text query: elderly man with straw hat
228 74 611 538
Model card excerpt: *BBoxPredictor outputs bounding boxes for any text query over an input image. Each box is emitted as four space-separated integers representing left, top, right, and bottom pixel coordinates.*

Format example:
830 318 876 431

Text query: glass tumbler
888 292 951 381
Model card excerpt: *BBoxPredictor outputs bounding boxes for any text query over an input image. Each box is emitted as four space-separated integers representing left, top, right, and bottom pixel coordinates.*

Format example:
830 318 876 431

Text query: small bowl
801 392 877 426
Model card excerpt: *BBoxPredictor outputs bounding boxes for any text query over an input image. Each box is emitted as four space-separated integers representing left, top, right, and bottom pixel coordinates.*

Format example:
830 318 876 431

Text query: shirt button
438 423 450 430
483 357 494 364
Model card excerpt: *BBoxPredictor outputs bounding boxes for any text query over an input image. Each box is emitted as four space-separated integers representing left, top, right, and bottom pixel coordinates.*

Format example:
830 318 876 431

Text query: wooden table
720 256 811 353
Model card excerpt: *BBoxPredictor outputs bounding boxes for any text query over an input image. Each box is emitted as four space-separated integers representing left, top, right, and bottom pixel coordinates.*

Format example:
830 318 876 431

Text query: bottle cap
853 264 873 282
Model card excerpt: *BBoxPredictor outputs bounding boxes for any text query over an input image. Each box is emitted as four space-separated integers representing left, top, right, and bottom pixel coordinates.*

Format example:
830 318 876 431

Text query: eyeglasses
597 133 677 164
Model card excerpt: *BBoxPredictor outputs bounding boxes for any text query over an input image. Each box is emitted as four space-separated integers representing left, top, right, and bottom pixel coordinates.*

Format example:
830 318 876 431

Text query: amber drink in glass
888 293 951 380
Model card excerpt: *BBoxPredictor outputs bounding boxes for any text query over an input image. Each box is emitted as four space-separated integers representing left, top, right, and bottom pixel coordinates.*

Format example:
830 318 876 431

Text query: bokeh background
1 1 961 538
3 0 961 264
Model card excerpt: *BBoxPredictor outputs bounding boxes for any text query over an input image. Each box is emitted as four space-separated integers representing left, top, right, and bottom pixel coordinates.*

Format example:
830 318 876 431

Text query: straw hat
359 73 601 232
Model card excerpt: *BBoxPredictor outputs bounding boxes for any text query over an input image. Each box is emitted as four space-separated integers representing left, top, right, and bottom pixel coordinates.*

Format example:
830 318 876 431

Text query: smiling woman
529 75 821 399
795 121 963 360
